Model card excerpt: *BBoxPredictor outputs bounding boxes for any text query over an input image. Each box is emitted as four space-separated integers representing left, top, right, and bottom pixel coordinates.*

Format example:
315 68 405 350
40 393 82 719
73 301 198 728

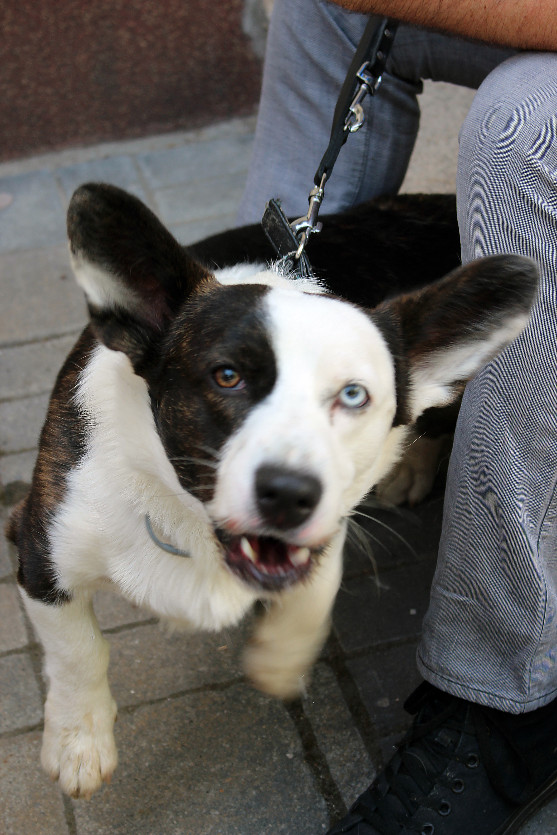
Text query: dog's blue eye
338 383 369 409
213 366 245 390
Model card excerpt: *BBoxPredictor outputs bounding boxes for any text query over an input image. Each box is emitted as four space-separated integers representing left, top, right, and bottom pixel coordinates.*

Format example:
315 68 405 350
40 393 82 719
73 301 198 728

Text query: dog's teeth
291 546 310 567
241 537 257 562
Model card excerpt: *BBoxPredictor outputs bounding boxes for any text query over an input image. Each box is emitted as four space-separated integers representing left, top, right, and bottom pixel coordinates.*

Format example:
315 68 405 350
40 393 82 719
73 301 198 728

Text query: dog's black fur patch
7 330 96 603
150 282 277 497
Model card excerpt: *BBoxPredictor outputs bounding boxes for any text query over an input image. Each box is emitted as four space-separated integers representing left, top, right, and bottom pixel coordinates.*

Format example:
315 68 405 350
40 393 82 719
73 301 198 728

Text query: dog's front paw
376 434 450 506
243 637 310 699
41 696 118 799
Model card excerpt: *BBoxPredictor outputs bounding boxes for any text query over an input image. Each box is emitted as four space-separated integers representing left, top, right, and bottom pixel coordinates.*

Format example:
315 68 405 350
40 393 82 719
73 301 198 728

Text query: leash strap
261 16 398 276
315 16 398 186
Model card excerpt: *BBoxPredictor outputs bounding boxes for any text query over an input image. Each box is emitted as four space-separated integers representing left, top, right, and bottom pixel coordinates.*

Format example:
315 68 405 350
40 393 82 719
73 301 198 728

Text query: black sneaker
327 681 557 835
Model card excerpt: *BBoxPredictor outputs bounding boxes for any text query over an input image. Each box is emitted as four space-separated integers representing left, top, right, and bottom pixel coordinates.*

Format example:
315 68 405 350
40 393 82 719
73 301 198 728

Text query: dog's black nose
255 465 322 530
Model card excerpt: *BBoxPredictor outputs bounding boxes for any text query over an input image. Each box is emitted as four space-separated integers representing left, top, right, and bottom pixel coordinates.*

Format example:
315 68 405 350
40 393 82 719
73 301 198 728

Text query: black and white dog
7 184 537 799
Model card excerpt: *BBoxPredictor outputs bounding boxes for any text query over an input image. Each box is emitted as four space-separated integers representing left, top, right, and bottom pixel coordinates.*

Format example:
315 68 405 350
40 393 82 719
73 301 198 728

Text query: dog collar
144 514 191 558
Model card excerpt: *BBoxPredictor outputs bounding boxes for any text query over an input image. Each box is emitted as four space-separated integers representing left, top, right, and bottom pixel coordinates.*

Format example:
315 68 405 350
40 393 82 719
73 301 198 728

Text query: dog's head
68 184 538 592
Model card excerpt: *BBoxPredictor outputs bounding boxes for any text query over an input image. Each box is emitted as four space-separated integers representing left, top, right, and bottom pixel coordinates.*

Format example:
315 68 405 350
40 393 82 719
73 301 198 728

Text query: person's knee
458 53 557 254
460 53 557 166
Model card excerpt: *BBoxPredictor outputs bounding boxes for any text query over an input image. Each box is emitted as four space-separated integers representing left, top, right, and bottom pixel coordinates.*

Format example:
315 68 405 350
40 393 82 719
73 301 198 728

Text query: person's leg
418 51 557 713
237 0 514 223
328 52 557 835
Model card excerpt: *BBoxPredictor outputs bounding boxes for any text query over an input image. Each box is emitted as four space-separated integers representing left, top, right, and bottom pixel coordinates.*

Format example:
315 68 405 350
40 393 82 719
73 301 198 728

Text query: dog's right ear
67 183 213 367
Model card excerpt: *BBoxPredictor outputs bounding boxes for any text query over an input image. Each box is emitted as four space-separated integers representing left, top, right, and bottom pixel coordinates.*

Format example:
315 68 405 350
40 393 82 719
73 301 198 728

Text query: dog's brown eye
213 366 245 390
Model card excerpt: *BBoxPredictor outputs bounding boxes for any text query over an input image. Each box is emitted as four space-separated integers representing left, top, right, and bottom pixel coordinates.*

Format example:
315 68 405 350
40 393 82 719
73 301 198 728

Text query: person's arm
335 0 557 50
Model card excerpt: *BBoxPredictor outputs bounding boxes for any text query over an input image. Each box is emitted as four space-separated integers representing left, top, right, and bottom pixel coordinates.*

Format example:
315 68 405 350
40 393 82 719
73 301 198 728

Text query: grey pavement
1 83 556 834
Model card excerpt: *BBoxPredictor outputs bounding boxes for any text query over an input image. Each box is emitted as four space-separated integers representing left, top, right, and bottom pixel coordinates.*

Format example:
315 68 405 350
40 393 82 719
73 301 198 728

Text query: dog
6 183 538 799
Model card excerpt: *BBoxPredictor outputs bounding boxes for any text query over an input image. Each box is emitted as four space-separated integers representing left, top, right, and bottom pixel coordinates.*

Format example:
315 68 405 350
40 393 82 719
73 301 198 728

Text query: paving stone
0 652 43 732
0 245 87 345
137 133 254 190
333 560 436 654
72 683 327 834
0 582 28 651
56 155 150 205
153 169 247 227
0 393 49 455
0 334 78 400
0 731 69 835
0 450 36 487
304 663 375 808
0 118 257 180
0 506 16 578
107 621 247 709
0 170 67 253
520 798 557 833
346 643 423 738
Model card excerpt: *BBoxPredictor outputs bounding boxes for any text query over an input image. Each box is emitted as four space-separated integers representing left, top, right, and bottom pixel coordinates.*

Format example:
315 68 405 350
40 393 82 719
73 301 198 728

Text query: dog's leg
243 531 344 699
21 588 117 798
376 432 451 506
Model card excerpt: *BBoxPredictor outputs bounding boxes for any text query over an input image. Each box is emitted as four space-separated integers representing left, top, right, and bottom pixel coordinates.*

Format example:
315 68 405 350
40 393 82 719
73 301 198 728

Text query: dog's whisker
168 454 219 470
192 442 222 461
407 431 426 448
345 519 381 577
347 517 387 554
351 509 417 557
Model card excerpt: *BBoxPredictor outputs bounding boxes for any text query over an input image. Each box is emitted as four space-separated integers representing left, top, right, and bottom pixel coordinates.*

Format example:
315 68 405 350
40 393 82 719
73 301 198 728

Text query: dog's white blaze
210 284 404 545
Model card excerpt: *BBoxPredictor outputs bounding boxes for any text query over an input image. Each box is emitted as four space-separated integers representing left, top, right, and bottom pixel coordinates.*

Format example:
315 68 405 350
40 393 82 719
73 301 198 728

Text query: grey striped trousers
238 0 557 713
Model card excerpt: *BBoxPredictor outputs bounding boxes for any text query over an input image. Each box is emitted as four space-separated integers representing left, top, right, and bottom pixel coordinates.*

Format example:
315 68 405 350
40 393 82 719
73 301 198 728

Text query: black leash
262 16 398 278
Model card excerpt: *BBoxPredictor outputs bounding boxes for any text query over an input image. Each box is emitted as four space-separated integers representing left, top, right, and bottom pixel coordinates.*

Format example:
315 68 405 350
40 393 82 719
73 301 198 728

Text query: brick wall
1 0 263 161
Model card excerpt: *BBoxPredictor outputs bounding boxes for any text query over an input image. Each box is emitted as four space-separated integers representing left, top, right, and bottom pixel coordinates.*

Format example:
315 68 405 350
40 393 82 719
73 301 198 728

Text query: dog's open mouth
217 531 314 591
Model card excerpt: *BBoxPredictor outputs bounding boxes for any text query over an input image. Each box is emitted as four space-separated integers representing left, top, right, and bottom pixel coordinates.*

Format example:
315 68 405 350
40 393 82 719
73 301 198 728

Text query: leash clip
290 173 327 258
345 61 384 133
344 22 396 133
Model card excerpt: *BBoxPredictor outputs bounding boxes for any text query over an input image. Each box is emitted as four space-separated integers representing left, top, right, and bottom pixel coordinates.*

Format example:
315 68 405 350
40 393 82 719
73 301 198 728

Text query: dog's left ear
372 254 539 423
67 183 213 367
